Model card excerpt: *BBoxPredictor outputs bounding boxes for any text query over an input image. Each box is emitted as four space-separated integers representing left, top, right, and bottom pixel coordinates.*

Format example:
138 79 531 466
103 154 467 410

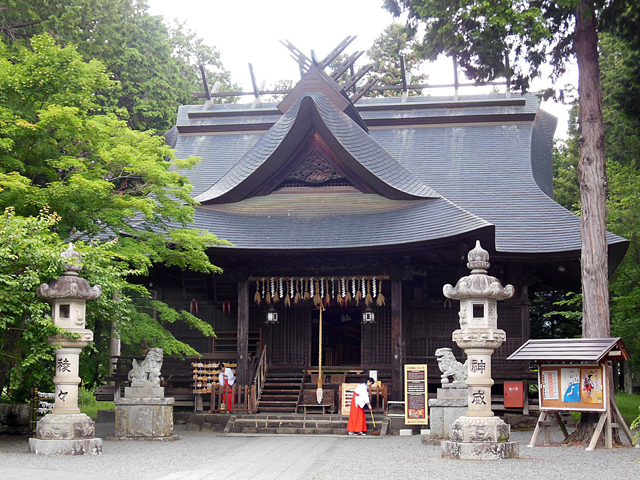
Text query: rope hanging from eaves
251 276 386 308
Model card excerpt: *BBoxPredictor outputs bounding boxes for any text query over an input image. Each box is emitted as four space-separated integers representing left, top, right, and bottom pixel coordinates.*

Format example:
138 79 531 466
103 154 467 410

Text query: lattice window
408 305 460 359
361 307 392 366
267 307 310 365
496 305 523 338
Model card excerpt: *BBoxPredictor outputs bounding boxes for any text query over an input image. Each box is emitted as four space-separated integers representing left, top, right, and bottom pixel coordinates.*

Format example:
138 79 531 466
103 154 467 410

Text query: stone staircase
223 413 388 435
256 370 305 413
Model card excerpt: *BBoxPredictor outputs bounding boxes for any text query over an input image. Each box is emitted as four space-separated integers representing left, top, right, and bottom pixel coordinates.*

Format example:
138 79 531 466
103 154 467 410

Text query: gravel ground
1 425 639 480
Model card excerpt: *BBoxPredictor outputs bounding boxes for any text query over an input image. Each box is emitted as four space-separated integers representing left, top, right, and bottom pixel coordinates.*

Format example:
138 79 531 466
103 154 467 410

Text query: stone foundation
29 437 102 455
441 439 519 460
441 416 519 460
114 397 175 438
29 413 102 455
0 404 30 435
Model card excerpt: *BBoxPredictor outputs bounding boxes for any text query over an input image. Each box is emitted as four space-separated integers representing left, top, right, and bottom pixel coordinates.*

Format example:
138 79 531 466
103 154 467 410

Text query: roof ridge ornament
278 37 378 108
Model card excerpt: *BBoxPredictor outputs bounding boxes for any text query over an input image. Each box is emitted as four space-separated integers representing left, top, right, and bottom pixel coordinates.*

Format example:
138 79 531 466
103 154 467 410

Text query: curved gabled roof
194 191 492 250
194 93 438 204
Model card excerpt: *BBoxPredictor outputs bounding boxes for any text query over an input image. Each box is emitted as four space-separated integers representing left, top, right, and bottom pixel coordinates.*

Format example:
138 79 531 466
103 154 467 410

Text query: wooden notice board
340 383 359 416
539 364 607 412
404 364 428 425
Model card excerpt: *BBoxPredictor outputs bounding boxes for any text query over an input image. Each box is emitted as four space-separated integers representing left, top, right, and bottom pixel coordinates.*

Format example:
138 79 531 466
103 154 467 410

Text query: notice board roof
507 338 630 363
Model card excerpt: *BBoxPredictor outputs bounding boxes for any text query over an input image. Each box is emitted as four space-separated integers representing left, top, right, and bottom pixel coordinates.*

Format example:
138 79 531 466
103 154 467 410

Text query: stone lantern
440 241 519 460
29 243 103 455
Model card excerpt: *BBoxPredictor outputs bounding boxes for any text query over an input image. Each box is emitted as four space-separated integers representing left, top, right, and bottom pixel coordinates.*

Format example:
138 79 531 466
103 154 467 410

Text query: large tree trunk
576 0 609 336
567 0 613 446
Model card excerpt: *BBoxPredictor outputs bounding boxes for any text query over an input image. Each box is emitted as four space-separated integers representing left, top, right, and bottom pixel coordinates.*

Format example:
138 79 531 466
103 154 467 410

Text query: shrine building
149 42 628 406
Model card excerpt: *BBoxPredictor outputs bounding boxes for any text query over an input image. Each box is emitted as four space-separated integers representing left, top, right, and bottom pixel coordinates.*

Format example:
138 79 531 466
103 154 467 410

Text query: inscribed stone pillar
29 244 103 455
440 241 519 460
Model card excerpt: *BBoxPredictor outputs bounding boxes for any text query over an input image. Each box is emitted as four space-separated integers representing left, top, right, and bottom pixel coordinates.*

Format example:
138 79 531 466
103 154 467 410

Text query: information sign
538 364 606 412
404 364 428 425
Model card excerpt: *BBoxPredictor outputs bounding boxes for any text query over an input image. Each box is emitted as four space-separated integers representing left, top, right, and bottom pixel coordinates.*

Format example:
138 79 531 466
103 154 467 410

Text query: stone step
187 413 389 436
258 400 298 407
265 376 304 380
256 406 297 412
231 426 347 435
233 419 347 429
234 413 347 421
262 382 301 390
259 395 299 402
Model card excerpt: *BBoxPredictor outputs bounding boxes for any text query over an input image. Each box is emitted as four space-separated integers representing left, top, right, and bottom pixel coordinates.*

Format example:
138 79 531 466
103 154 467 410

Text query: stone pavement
1 424 639 480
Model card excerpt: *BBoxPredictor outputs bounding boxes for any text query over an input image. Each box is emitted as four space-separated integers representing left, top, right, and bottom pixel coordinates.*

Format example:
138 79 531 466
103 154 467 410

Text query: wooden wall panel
361 306 392 366
267 307 310 365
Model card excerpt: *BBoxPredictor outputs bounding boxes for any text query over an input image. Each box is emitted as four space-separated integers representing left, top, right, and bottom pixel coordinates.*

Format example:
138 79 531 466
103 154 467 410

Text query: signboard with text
404 364 428 425
539 364 606 412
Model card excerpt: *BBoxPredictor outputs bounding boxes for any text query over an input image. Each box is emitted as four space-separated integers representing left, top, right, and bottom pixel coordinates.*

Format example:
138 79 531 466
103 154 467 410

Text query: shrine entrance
310 306 362 367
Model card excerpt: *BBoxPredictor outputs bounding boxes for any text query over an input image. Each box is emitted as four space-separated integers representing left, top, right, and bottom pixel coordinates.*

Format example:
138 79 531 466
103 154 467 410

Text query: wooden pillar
391 279 403 400
237 280 249 385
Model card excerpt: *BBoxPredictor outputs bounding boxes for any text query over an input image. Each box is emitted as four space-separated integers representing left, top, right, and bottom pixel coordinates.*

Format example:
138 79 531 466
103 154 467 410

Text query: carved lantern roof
37 244 102 301
443 241 514 300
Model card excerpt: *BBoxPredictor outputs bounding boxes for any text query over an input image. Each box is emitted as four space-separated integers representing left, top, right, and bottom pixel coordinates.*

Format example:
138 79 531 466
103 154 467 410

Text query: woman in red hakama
346 377 374 436
219 365 235 409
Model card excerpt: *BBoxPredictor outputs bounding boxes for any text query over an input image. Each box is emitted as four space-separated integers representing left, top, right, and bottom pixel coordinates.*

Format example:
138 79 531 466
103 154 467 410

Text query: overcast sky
147 0 573 139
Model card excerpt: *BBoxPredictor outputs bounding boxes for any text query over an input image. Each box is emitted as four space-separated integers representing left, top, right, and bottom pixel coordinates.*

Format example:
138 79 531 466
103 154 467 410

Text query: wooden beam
343 65 373 91
237 280 249 385
320 36 357 70
280 39 312 73
400 55 407 93
248 63 260 98
330 51 364 82
350 77 378 103
391 279 402 400
199 65 212 100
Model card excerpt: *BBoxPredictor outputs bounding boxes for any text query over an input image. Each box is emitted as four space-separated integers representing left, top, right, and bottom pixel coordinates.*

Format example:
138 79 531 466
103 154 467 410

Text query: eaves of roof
193 191 493 251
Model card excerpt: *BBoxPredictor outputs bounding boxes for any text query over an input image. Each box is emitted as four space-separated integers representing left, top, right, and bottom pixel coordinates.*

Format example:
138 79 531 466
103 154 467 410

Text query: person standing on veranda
346 377 374 436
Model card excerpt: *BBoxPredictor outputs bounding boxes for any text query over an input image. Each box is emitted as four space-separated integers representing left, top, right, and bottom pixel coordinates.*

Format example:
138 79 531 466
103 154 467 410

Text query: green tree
367 23 427 97
0 35 227 401
0 0 237 132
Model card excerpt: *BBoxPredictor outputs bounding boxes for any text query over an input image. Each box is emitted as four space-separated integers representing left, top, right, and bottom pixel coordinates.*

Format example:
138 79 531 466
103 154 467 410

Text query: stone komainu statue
128 347 164 387
435 347 468 385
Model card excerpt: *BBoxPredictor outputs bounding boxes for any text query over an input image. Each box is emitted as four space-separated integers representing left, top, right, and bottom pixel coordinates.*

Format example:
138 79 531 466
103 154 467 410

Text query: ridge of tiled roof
194 93 438 204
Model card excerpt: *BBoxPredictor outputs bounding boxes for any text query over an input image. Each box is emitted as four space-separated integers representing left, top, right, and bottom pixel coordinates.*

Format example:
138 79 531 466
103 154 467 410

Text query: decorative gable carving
285 150 347 185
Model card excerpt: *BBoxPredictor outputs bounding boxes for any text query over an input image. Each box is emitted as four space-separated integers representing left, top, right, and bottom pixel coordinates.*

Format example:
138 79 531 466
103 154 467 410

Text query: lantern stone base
441 416 519 460
29 413 101 455
441 439 519 460
29 437 102 455
114 397 176 439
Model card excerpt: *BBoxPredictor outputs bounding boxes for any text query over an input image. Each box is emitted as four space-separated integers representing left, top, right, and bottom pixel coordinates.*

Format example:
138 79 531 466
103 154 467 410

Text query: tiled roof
170 92 628 258
193 93 438 204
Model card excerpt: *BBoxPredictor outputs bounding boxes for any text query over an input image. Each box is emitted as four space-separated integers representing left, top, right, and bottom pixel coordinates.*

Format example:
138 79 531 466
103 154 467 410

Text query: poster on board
404 364 428 425
539 364 606 412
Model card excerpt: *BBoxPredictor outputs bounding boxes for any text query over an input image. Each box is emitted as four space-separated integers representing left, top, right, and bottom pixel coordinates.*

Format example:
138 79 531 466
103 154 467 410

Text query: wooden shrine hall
149 38 628 407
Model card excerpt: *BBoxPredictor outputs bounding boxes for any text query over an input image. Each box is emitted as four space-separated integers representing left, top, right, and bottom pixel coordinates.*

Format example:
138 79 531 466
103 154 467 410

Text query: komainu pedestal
429 349 468 440
112 348 179 441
